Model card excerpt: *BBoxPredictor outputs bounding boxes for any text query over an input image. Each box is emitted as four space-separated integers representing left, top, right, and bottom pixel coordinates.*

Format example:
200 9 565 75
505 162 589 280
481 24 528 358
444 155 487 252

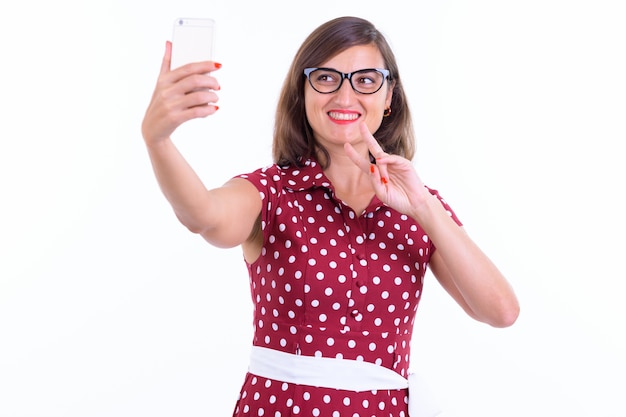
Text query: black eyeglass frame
303 67 391 95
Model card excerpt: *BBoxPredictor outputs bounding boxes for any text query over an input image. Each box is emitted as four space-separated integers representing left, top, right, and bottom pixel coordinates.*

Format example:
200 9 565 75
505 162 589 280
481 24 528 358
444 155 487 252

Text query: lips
328 111 360 121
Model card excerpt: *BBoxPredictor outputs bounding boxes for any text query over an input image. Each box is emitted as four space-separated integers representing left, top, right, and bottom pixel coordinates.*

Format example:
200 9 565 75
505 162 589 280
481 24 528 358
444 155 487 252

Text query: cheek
304 91 325 122
304 100 316 126
384 85 394 107
370 96 388 118
365 98 388 132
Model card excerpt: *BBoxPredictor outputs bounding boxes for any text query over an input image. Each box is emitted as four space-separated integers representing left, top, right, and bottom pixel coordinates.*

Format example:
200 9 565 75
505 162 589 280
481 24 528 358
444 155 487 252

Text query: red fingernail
381 177 388 184
213 105 219 111
370 165 375 173
214 62 222 69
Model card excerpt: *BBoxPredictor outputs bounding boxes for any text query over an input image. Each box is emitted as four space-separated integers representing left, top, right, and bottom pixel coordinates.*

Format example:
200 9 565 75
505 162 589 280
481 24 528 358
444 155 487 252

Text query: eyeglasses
303 67 390 95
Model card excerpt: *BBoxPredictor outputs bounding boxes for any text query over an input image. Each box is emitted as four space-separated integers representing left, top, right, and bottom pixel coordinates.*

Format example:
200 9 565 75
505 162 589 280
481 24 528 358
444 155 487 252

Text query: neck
318 145 373 197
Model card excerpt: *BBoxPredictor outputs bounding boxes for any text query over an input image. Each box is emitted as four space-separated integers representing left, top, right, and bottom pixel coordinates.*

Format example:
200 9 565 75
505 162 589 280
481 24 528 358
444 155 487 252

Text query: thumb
160 40 173 74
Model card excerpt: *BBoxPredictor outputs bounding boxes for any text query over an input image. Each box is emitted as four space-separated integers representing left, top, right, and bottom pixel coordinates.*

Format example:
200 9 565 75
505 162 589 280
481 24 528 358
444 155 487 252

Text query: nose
334 76 356 102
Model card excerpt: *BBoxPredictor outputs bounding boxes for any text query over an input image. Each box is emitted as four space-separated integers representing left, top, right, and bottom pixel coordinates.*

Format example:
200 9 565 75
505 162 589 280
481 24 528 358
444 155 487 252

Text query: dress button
350 309 359 317
356 280 364 287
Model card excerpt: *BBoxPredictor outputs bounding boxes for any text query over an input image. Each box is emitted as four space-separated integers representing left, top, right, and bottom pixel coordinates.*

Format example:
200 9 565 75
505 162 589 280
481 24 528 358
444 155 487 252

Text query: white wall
1 1 624 416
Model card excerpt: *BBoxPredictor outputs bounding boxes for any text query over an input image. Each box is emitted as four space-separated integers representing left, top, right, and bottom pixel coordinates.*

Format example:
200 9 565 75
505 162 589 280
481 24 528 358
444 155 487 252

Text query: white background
1 1 625 416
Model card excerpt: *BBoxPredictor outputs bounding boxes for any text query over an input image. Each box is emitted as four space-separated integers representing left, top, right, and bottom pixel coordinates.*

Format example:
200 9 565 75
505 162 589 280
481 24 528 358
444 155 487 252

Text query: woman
142 16 519 417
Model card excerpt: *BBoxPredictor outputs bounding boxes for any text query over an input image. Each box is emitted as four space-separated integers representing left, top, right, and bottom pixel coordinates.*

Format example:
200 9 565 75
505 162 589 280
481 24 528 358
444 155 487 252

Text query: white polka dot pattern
234 159 461 416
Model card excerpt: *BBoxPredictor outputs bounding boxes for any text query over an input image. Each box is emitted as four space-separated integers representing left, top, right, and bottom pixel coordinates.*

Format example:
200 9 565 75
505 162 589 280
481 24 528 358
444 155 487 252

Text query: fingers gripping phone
170 18 215 70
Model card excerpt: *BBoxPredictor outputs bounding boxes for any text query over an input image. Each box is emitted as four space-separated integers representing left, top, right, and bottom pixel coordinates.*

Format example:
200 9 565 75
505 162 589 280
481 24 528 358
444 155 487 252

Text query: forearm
413 196 520 326
145 138 215 233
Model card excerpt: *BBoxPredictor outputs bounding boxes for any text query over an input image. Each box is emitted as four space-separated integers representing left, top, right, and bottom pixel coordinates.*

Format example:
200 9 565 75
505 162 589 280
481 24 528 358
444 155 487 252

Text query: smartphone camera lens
178 19 184 25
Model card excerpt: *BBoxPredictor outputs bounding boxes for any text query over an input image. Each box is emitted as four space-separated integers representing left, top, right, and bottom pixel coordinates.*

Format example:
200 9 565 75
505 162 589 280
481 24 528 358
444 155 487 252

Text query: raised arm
141 42 261 249
345 122 520 327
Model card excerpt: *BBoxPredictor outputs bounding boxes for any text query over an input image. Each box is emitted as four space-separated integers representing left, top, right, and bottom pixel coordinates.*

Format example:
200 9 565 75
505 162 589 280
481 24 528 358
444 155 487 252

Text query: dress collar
278 158 386 215
279 158 332 192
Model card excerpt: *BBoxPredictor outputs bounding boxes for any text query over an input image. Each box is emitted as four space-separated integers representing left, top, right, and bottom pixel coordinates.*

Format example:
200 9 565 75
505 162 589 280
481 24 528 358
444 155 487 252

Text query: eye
355 75 375 85
353 70 384 92
315 70 340 85
355 71 380 85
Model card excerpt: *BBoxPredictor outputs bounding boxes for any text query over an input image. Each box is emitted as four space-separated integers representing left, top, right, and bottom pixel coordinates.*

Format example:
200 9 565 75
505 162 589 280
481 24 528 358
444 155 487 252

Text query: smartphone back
170 18 215 70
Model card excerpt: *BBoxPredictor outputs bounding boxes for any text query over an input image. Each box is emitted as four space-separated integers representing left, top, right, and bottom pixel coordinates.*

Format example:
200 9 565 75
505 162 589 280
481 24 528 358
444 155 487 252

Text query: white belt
248 346 442 417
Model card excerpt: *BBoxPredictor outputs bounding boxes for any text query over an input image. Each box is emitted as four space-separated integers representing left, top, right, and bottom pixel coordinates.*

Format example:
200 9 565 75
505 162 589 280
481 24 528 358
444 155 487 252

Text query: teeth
329 112 359 121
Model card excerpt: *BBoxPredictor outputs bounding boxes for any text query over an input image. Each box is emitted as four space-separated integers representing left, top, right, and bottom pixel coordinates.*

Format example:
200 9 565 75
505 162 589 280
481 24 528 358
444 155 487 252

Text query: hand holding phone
170 18 215 70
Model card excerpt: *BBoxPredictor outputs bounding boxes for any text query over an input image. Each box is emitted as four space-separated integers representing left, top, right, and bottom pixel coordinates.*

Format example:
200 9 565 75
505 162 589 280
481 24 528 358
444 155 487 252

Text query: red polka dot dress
233 159 461 417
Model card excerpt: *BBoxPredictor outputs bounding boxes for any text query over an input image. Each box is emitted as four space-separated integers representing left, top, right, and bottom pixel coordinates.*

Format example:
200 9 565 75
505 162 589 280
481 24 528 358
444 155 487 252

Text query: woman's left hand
347 123 520 328
344 122 431 217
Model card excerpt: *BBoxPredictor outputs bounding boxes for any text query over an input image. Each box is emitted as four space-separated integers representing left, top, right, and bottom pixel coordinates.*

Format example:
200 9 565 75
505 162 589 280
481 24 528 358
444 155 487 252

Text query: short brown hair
273 16 415 168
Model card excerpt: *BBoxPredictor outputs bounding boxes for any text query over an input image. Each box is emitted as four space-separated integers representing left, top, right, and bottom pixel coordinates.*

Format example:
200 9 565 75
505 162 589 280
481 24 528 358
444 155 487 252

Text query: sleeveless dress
232 158 461 417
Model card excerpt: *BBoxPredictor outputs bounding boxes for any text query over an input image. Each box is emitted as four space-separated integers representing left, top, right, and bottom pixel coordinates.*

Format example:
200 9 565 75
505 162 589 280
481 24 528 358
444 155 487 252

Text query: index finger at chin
359 122 385 156
344 142 370 172
361 122 383 146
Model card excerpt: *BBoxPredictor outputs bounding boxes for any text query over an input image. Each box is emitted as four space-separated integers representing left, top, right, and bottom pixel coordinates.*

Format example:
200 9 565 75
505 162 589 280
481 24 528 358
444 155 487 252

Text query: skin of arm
145 139 261 248
345 123 520 328
414 199 519 328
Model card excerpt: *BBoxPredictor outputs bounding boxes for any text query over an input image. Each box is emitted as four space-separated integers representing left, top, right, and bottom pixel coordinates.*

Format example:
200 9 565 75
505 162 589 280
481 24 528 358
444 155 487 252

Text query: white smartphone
170 18 215 70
